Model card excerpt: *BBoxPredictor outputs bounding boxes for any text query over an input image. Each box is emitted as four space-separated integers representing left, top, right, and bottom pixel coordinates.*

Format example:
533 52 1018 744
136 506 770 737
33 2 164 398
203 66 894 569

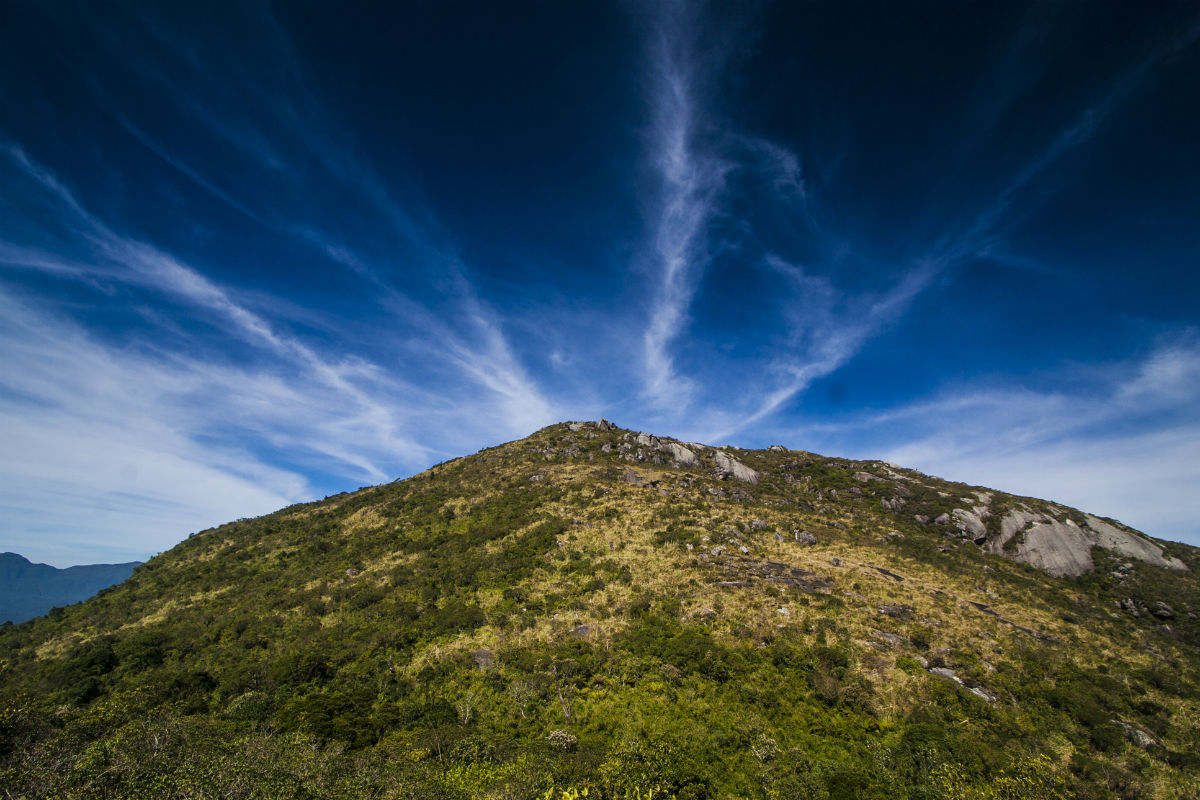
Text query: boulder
1115 720 1162 749
622 469 648 486
1151 601 1175 620
870 629 904 647
712 450 760 484
929 667 961 683
635 432 661 448
664 441 698 466
879 604 914 619
951 509 987 539
968 686 996 702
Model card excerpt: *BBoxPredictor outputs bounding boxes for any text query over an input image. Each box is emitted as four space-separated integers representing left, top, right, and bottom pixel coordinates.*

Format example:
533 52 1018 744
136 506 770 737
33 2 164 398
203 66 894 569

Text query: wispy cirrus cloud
0 141 562 563
700 13 1200 443
639 1 729 409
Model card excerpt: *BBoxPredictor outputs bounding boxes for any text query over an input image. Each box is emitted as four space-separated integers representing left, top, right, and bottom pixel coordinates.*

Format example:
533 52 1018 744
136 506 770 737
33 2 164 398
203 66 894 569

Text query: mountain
1 421 1197 800
0 552 141 624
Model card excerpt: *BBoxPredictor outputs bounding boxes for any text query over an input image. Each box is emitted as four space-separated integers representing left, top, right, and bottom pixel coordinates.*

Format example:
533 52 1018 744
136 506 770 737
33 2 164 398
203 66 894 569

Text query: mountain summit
2 421 1197 799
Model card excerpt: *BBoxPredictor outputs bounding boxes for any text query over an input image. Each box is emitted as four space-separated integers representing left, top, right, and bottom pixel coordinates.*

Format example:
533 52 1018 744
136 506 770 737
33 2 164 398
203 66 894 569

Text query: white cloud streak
0 144 561 565
640 2 728 409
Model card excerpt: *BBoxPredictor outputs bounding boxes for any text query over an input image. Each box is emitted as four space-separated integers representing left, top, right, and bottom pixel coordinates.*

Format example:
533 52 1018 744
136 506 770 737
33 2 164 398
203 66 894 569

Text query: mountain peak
2 422 1197 797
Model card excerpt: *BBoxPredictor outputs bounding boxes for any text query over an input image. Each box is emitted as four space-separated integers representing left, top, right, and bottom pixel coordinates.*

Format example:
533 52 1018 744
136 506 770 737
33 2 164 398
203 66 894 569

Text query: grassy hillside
2 422 1198 799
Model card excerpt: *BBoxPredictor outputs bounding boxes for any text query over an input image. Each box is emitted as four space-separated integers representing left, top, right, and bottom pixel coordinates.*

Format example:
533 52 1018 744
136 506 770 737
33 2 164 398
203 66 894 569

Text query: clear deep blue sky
2 1 1198 565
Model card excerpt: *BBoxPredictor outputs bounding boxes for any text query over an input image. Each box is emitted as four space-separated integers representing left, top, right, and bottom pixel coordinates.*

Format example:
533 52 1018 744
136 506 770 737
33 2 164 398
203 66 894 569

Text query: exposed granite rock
870 629 904 647
635 432 661 448
1116 720 1162 749
1085 515 1188 571
1119 598 1142 617
664 441 698 466
929 667 960 683
1151 601 1175 620
951 508 988 539
622 469 648 486
968 686 996 702
986 507 1187 578
712 450 760 484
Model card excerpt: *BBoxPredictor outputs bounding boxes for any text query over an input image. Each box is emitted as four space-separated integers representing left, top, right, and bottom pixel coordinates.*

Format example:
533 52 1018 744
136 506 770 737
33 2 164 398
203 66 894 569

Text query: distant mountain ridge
0 551 140 623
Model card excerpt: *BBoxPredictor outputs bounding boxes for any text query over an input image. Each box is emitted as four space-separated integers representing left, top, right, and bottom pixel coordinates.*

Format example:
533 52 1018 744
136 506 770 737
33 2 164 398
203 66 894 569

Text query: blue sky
2 1 1199 566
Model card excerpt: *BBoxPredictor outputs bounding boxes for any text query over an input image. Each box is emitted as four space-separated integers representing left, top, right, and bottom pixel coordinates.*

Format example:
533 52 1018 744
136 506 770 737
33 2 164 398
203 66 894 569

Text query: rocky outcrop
794 530 817 546
664 442 698 467
951 508 987 537
712 450 760 484
986 507 1189 578
1012 520 1096 578
1084 515 1188 571
1115 720 1162 750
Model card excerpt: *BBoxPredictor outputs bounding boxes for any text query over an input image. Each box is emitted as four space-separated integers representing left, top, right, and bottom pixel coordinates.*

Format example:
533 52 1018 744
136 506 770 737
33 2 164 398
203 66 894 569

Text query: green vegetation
1 422 1198 799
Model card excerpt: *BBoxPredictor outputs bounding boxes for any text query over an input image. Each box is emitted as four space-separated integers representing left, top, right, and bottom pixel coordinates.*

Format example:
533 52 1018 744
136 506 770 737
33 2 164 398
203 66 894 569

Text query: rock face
1009 520 1096 578
1084 515 1188 571
986 507 1189 578
712 450 760 484
947 509 984 541
664 442 698 466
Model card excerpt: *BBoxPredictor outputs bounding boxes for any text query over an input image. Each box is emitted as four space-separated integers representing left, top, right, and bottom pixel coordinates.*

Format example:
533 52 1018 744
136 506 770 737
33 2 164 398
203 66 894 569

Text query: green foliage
0 422 1197 798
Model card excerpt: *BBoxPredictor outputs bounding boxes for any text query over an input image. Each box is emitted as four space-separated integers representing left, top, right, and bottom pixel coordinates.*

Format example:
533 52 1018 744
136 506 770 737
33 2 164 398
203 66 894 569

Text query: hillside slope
1 421 1198 799
0 553 141 624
